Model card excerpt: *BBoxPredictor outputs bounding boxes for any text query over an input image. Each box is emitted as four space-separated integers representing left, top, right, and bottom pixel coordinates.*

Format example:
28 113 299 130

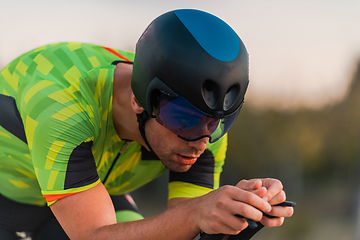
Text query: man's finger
268 190 286 205
236 179 262 191
229 187 272 214
265 206 294 218
261 178 283 201
252 187 267 199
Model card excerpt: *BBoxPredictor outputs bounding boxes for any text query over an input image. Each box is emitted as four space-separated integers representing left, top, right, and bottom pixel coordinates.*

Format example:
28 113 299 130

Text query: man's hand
236 179 294 227
188 184 272 235
50 179 292 240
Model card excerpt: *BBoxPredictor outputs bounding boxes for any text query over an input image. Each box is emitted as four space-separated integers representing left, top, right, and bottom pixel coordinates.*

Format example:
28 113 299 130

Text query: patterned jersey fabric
0 42 227 206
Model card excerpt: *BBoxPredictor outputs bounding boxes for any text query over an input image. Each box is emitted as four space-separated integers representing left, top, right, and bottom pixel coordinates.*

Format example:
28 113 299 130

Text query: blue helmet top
174 9 240 62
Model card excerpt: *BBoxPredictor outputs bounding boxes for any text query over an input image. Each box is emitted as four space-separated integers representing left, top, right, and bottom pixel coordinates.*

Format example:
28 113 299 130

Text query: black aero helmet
132 9 249 145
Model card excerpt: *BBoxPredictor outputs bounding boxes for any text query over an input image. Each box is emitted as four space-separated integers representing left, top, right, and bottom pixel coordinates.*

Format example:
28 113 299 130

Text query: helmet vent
202 80 219 109
224 85 240 111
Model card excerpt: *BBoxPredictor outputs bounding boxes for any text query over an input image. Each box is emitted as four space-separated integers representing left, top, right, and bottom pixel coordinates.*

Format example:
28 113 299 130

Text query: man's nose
187 137 209 153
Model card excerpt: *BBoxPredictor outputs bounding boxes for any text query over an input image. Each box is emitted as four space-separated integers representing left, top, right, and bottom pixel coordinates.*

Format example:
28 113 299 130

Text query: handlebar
199 201 296 240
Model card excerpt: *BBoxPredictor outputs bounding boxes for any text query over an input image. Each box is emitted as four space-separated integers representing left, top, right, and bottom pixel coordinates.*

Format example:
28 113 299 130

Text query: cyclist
0 9 293 239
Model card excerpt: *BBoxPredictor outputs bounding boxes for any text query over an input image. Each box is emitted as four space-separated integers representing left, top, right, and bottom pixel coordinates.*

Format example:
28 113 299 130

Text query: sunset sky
1 0 360 109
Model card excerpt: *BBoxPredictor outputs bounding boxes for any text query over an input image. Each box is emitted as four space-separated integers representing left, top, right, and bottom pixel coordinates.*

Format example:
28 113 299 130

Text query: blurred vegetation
223 58 360 240
133 59 360 239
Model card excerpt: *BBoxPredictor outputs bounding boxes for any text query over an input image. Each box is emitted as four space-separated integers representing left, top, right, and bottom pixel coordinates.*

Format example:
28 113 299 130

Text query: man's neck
112 62 145 146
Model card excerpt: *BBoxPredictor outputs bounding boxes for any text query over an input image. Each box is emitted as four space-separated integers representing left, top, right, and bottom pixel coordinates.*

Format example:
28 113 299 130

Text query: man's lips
177 154 199 165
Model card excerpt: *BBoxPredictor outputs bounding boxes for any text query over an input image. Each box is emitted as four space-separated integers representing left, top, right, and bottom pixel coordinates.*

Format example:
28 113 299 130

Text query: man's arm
50 181 271 240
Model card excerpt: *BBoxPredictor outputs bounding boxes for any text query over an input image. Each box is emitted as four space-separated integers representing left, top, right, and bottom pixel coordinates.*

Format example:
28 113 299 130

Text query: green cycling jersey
0 42 227 206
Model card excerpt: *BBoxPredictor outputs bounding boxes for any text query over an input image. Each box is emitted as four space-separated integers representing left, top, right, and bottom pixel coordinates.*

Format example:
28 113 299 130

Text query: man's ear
131 94 144 114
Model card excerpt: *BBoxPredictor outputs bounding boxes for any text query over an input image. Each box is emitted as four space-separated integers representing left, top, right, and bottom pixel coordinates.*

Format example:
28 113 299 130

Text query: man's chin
164 163 192 173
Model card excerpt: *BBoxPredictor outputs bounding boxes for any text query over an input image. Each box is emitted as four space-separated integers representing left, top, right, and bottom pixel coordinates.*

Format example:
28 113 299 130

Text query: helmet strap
136 111 154 153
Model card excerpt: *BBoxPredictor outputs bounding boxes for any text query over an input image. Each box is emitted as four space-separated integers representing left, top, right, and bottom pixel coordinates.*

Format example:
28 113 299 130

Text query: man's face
144 117 209 172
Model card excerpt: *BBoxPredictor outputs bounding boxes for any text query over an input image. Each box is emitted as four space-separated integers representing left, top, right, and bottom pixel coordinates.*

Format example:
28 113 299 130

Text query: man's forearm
51 183 201 240
90 200 200 240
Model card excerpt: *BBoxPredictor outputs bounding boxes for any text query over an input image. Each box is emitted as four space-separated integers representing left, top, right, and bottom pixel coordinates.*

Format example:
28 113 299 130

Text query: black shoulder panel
0 94 27 143
169 149 215 189
64 141 99 189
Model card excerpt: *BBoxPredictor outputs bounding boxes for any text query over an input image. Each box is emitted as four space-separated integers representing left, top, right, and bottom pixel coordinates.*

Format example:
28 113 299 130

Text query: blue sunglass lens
154 93 238 142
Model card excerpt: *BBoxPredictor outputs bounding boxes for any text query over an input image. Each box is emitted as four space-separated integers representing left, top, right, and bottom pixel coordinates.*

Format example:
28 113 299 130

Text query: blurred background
1 0 360 239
